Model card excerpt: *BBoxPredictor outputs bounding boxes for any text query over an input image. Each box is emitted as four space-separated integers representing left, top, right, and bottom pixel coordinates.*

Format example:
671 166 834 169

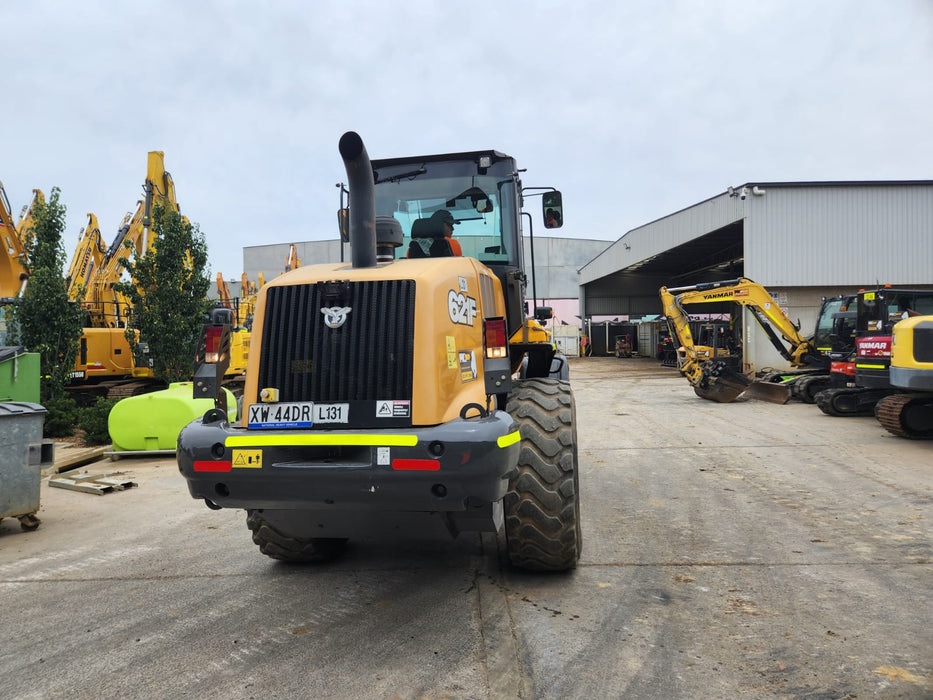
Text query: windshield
814 297 847 351
372 156 520 266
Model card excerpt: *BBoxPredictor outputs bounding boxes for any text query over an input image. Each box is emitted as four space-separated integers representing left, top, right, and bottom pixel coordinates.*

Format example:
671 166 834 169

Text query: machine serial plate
248 402 349 428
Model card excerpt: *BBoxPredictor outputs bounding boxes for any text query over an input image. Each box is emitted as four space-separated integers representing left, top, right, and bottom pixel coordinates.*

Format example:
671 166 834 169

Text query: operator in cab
431 209 461 256
407 209 462 258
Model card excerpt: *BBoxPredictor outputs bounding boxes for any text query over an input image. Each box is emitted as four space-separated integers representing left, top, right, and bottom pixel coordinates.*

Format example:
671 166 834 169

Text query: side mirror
534 306 553 322
337 208 350 242
542 191 563 229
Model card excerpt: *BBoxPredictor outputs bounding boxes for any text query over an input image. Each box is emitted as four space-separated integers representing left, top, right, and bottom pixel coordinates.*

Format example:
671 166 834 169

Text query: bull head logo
321 306 352 329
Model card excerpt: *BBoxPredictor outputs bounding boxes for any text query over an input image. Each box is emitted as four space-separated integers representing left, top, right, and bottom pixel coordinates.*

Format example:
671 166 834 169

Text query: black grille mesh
916 328 933 363
257 280 415 402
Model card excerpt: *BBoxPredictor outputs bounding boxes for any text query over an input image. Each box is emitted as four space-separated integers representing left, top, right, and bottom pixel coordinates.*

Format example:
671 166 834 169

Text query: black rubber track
793 374 830 404
246 510 348 563
876 393 933 439
504 378 582 571
816 387 892 417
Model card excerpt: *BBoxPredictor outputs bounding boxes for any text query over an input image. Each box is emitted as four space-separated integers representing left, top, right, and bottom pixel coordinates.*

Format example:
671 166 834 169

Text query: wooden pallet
48 445 109 474
48 472 138 495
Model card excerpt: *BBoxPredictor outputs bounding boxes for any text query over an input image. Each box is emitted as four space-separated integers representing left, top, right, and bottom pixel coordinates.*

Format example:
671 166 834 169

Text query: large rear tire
504 378 582 571
246 510 348 563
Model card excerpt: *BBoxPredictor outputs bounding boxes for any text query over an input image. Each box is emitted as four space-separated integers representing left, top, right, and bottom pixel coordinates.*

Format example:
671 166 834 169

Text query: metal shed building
579 181 933 371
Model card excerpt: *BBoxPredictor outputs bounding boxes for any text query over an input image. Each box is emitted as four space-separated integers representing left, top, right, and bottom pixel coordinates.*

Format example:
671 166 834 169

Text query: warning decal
376 400 411 418
232 449 263 469
446 335 458 369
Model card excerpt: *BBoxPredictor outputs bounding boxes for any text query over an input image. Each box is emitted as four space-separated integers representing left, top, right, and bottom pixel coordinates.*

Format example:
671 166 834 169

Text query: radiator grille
915 328 933 363
257 280 415 403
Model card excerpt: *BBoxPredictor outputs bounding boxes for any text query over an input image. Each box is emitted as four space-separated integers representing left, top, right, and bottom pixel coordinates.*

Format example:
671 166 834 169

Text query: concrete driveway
1 357 930 699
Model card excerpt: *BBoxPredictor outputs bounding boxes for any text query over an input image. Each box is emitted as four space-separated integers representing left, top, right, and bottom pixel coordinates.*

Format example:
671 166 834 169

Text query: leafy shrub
42 396 79 438
78 397 118 445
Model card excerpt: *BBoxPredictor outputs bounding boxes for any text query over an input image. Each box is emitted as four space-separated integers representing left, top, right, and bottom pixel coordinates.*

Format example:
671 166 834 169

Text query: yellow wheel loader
177 132 581 571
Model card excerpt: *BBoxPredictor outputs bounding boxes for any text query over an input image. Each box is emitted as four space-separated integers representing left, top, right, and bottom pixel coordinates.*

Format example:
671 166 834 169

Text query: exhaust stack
338 131 377 268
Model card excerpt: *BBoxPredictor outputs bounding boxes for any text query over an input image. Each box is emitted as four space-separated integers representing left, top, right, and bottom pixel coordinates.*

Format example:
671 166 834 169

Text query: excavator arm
65 213 108 302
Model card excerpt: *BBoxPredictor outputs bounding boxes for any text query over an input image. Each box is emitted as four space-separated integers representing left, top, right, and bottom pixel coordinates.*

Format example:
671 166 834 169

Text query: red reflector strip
392 459 440 471
194 460 232 472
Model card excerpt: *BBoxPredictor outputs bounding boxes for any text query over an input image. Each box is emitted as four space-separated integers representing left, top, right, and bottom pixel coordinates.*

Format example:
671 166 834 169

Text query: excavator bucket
742 379 793 404
693 361 752 403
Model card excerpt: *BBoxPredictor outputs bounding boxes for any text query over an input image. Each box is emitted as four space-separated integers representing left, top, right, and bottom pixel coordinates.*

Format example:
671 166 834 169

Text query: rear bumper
855 366 891 389
890 366 933 391
176 411 520 515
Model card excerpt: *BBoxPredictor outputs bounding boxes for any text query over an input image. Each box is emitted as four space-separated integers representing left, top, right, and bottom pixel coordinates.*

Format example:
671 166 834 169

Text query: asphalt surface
1 357 930 699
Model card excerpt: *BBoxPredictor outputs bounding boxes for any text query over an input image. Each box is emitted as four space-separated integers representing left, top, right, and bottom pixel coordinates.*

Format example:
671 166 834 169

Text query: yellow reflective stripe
497 430 521 448
855 363 886 369
226 434 418 448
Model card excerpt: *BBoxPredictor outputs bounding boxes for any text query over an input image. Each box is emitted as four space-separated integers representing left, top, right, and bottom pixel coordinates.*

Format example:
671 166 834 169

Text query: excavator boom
0 181 29 299
65 213 107 302
0 185 43 300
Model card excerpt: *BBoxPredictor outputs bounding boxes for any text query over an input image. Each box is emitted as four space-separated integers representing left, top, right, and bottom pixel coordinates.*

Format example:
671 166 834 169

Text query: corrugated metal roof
580 180 933 288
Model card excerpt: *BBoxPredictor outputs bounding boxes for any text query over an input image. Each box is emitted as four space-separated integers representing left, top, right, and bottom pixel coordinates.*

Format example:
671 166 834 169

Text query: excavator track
791 374 832 404
815 387 893 417
106 381 164 400
876 393 933 439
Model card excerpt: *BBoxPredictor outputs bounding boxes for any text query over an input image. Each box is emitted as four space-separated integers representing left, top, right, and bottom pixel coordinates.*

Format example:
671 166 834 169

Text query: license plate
248 402 348 428
313 402 349 424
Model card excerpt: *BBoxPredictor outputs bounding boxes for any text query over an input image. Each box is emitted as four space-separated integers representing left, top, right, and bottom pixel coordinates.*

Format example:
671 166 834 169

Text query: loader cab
370 151 529 336
371 151 522 266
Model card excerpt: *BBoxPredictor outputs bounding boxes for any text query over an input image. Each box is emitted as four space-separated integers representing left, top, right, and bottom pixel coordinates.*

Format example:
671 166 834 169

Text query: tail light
484 318 508 359
205 326 225 363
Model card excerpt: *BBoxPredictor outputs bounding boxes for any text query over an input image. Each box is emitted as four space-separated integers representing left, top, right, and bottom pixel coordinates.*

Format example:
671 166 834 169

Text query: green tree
13 187 86 403
116 204 211 383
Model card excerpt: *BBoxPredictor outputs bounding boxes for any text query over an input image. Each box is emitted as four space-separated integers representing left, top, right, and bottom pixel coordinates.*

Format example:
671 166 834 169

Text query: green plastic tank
108 382 237 452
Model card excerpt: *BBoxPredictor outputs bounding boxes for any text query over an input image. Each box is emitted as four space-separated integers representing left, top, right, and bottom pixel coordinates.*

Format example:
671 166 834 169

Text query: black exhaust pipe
338 131 377 268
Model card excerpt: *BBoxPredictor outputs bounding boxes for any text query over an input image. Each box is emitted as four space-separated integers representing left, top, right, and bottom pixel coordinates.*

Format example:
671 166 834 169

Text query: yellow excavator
660 278 846 403
283 243 300 273
68 152 179 401
214 272 250 381
875 315 933 438
69 152 248 402
239 271 258 330
0 181 29 300
15 189 44 245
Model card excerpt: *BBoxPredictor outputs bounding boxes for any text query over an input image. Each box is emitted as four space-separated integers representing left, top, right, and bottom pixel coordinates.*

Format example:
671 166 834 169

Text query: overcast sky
2 0 931 280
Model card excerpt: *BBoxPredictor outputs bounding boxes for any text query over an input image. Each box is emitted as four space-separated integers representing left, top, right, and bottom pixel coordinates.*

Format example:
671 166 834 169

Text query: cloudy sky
2 0 931 280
